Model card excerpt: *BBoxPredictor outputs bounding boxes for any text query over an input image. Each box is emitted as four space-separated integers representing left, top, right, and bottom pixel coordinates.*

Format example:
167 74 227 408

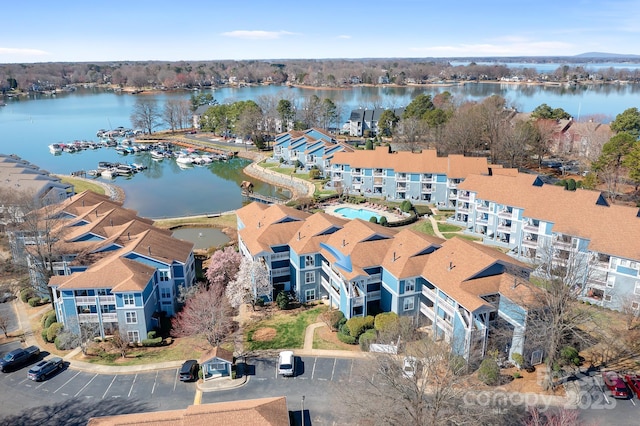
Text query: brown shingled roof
87 396 289 426
458 172 640 261
330 147 490 177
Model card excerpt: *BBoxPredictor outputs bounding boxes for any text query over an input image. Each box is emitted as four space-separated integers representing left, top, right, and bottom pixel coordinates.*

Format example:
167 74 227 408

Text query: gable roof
331 147 490 177
458 172 640 261
87 396 290 426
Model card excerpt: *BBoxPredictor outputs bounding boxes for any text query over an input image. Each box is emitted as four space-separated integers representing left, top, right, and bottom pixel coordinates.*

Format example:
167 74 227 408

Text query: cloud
0 47 49 56
221 30 295 40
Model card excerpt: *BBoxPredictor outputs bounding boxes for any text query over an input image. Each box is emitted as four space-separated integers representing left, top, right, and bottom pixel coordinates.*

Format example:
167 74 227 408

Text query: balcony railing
271 267 290 277
523 223 540 233
396 175 407 182
498 210 513 219
367 290 381 300
476 204 490 212
271 252 289 261
352 296 364 307
420 303 436 321
458 192 470 201
422 286 437 302
366 274 381 283
99 295 115 304
102 313 118 322
75 296 95 304
78 313 99 323
522 238 538 248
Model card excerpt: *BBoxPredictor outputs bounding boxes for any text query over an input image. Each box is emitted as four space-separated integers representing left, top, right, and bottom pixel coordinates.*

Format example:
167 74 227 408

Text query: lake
1 83 638 217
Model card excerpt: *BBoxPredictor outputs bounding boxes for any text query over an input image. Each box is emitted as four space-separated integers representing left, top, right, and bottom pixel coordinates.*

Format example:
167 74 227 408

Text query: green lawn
153 214 237 230
245 305 328 351
80 339 205 366
412 220 436 236
437 223 463 233
59 176 106 195
442 233 481 241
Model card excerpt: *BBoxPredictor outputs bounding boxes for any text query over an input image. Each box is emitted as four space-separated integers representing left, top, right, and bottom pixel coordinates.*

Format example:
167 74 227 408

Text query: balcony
458 192 470 201
366 274 381 283
373 171 384 177
367 290 381 300
271 252 289 261
420 303 436 321
523 222 540 233
421 185 434 193
422 286 437 302
421 175 434 182
498 210 513 219
75 296 95 304
458 204 471 213
352 170 362 177
271 267 290 278
352 296 364 307
396 175 408 182
99 295 115 304
522 238 538 248
102 313 118 322
396 184 407 191
476 203 490 212
497 222 512 232
553 238 573 250
476 215 488 224
78 313 99 323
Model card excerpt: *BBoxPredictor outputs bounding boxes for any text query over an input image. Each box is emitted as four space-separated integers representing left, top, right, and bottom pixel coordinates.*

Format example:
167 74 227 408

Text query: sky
2 0 639 63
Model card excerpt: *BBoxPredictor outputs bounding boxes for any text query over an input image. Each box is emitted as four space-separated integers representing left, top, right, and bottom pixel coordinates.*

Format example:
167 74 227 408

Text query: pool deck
324 202 404 222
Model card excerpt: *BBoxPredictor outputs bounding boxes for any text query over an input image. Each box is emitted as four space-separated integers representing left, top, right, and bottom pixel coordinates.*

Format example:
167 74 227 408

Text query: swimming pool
334 207 383 221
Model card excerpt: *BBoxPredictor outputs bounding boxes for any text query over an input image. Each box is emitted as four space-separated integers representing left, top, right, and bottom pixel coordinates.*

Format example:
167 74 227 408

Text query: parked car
0 345 40 372
602 371 629 399
624 374 640 399
179 359 199 382
277 351 295 377
0 292 16 303
27 357 63 381
402 356 417 379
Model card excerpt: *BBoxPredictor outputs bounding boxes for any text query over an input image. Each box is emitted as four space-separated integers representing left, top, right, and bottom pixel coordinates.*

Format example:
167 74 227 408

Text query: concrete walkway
296 321 369 359
427 215 446 239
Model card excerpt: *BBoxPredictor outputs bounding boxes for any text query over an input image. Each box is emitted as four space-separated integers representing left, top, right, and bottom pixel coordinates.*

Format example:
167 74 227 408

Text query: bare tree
162 99 191 132
618 294 640 330
110 329 132 358
171 284 236 347
439 102 484 156
394 116 429 152
130 98 161 134
333 335 524 425
524 240 594 391
0 312 10 338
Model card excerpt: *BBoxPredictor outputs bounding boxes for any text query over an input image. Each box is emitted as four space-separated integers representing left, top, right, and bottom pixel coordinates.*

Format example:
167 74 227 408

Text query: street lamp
301 395 305 426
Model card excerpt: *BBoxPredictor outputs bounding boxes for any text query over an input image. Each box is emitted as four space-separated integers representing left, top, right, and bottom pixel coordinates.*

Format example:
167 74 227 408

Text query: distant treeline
2 57 640 93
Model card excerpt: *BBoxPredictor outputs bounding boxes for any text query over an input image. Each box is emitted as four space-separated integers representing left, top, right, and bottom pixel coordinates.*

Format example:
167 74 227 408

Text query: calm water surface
2 83 638 216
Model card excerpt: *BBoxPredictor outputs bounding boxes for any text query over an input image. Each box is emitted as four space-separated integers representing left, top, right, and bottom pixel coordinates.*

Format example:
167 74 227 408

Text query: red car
624 374 640 399
602 371 629 399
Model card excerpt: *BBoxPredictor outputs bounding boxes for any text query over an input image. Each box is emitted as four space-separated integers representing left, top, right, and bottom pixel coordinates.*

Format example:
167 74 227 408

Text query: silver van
277 351 294 376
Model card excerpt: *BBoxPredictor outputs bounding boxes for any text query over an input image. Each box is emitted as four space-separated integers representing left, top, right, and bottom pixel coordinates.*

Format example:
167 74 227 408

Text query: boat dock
241 190 284 205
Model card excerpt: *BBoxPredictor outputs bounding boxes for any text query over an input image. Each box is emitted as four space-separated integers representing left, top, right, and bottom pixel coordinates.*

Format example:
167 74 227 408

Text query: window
604 295 612 302
305 271 315 284
160 288 171 299
403 297 414 311
127 330 140 343
159 270 170 281
125 311 137 324
305 289 316 302
405 279 415 293
123 294 135 306
305 255 315 267
606 276 615 288
97 289 109 296
636 281 640 296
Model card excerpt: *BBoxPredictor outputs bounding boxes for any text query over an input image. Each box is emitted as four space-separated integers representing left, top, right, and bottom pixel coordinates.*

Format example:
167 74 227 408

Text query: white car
402 356 417 378
278 351 295 377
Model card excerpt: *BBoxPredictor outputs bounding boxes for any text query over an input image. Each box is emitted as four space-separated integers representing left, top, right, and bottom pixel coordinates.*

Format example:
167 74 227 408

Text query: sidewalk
295 321 369 359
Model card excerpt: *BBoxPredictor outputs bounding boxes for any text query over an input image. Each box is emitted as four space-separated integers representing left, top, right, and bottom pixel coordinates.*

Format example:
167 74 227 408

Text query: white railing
367 290 381 300
78 313 99 323
271 267 290 277
498 210 513 219
522 239 538 248
421 175 434 182
352 296 364 307
420 304 436 321
99 295 115 304
476 204 489 212
523 223 539 233
366 274 381 283
271 252 289 261
458 192 470 201
75 296 95 304
422 286 437 301
102 313 118 322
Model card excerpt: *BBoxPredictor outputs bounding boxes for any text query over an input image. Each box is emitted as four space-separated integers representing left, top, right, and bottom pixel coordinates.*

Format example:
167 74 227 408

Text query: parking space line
127 374 137 398
102 375 117 399
53 371 81 394
74 373 98 397
311 357 317 380
630 398 636 406
151 371 158 394
602 392 610 405
331 358 337 381
173 368 179 392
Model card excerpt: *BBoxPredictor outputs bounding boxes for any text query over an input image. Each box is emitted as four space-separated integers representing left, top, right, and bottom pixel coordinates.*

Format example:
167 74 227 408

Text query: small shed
240 180 254 194
199 346 234 381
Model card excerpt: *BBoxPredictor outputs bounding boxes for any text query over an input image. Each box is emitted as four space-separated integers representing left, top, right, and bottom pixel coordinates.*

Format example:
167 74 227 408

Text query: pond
171 227 230 250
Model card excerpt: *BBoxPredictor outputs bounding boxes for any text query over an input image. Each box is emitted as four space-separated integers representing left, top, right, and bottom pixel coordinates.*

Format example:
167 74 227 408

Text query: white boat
101 168 117 179
150 150 164 160
176 153 193 165
48 143 62 154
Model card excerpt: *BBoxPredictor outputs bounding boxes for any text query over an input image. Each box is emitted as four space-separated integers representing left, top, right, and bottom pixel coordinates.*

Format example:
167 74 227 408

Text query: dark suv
179 360 199 382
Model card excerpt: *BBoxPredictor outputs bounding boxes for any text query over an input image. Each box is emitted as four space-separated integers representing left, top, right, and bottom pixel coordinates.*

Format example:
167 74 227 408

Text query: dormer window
305 255 315 267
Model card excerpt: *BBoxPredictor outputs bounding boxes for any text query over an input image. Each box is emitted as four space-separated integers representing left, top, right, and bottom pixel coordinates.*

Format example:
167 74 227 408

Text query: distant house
87 397 290 426
9 190 197 342
192 104 210 129
347 108 405 137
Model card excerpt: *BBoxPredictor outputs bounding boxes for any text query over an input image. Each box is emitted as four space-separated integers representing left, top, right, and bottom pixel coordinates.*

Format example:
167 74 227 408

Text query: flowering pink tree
226 257 272 310
206 246 242 291
171 284 236 347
